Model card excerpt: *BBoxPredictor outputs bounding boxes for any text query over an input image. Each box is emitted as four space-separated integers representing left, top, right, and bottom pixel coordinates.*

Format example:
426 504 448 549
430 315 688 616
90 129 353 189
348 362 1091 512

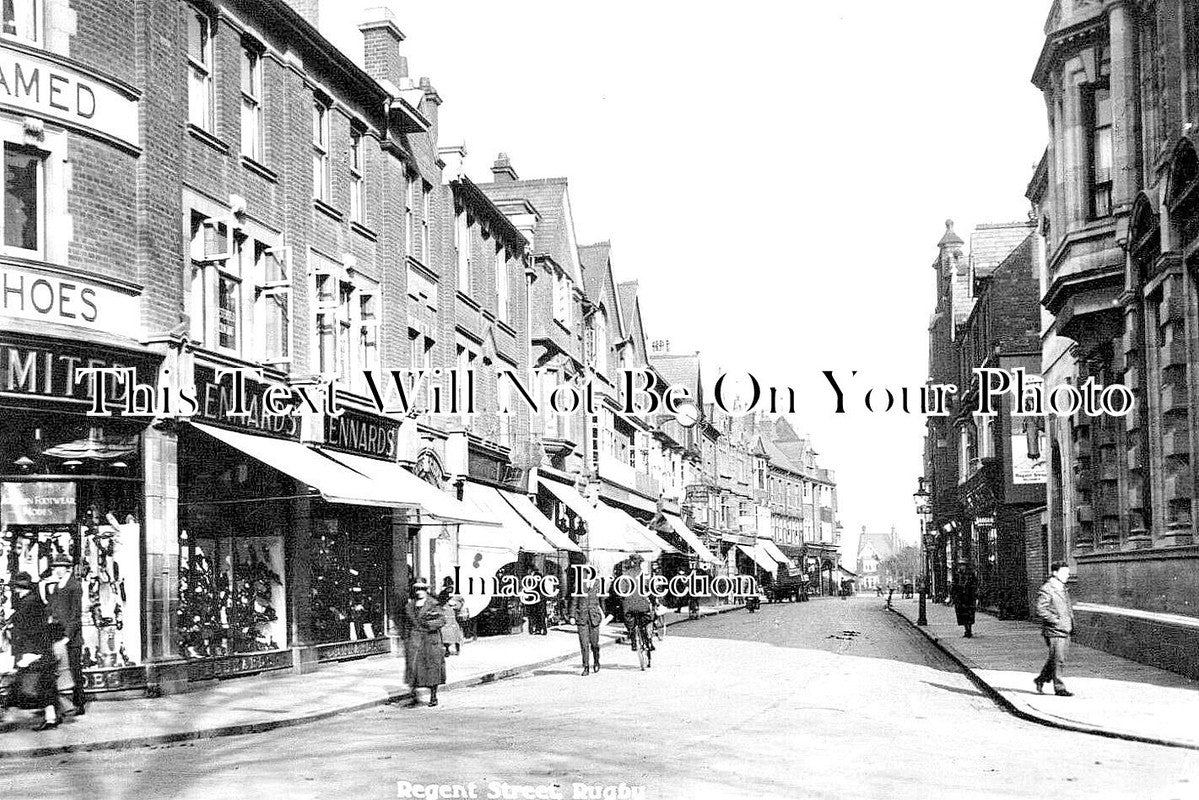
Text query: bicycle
626 611 654 670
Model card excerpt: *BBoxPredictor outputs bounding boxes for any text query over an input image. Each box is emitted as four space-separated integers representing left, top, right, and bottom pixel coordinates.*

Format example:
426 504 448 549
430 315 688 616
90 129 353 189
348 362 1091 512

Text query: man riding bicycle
618 559 654 669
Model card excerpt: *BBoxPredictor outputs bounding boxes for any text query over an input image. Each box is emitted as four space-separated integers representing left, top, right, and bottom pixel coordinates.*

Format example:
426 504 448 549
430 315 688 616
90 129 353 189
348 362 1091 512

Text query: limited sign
0 44 140 150
0 265 140 340
1 481 76 525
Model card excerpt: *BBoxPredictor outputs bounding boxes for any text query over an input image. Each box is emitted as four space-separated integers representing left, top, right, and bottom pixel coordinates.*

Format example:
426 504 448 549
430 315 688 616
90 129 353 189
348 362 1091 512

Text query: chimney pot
491 152 518 183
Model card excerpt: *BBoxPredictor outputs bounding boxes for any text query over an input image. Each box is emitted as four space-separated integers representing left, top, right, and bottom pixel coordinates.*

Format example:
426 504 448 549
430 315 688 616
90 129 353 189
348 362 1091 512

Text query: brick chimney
491 153 518 183
283 0 319 30
359 7 407 86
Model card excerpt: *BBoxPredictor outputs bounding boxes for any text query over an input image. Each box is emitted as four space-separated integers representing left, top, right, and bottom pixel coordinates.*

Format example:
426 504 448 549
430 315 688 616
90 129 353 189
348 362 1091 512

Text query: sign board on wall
1011 428 1047 485
323 407 400 460
0 44 140 150
1 481 76 525
0 265 141 340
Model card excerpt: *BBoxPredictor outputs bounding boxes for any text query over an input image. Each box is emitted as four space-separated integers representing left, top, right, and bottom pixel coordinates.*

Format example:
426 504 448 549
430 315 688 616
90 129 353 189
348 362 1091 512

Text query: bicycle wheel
636 626 647 670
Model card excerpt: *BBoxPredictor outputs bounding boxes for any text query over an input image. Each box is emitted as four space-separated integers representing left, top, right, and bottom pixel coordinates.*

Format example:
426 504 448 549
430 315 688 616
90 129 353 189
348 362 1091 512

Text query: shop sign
1 481 76 525
323 408 399 461
1 265 140 340
0 337 155 410
193 366 300 440
1011 431 1047 485
0 44 140 150
684 484 709 505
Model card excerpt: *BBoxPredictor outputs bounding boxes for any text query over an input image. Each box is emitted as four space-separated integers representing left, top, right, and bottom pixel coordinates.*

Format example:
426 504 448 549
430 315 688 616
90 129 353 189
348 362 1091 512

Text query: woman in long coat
951 566 978 638
401 578 446 706
437 577 465 656
10 572 60 729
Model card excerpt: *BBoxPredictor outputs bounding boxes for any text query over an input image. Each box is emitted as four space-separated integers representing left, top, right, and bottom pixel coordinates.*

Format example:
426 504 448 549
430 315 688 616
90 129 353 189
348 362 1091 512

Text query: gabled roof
969 222 1034 278
754 434 802 474
616 281 648 370
478 178 582 284
857 533 897 560
578 241 611 309
649 353 702 407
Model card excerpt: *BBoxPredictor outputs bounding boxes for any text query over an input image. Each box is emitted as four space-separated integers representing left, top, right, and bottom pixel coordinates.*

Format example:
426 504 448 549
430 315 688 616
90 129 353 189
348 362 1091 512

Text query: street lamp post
913 477 931 627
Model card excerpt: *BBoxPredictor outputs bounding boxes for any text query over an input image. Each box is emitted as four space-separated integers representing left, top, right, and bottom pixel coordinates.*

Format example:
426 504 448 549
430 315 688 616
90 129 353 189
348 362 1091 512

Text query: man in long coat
570 566 605 676
1034 561 1075 696
400 578 446 707
46 557 86 714
10 572 60 729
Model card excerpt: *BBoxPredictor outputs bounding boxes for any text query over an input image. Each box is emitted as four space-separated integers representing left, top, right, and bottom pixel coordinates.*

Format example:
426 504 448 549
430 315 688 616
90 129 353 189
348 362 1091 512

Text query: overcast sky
322 1 1051 564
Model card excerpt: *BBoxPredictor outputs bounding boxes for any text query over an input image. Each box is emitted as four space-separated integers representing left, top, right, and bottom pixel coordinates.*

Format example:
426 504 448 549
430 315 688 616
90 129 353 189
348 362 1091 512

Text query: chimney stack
359 7 407 88
283 0 320 30
438 144 467 180
491 153 518 183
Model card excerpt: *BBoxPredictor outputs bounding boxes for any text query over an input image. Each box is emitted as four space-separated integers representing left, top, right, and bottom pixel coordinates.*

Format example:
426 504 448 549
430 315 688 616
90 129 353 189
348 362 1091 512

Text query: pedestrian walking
9 572 60 730
570 566 605 676
951 565 978 638
523 568 547 635
437 577 465 657
44 556 86 716
1034 561 1075 697
400 578 446 707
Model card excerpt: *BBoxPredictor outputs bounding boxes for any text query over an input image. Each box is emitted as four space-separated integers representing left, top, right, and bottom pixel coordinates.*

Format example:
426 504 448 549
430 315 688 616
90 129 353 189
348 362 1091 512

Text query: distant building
856 527 899 591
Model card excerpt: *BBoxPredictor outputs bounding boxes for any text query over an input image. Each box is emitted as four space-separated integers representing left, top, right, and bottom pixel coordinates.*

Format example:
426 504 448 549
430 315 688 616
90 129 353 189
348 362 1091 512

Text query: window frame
312 101 330 202
187 6 214 131
1085 80 1113 220
495 244 509 322
255 244 292 366
404 169 415 258
240 44 264 161
349 129 364 224
420 181 431 264
2 142 46 258
1 0 40 45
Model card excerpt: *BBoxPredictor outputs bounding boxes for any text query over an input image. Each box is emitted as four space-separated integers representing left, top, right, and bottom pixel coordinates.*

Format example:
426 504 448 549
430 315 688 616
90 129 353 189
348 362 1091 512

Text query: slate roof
578 241 611 310
969 222 1034 278
649 353 701 397
616 281 639 334
857 532 898 561
937 219 964 247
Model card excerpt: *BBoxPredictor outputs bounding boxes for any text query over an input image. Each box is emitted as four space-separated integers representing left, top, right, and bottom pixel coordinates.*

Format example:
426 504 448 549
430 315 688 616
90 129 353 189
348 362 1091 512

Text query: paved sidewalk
888 596 1199 750
0 603 743 759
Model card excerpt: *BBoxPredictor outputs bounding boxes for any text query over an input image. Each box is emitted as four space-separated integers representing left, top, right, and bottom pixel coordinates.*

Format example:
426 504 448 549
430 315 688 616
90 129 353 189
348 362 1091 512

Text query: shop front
0 332 160 697
176 369 417 681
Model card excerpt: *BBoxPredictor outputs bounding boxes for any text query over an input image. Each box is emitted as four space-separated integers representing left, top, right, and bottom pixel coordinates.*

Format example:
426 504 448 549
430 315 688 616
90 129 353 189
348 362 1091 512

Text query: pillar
288 491 318 672
142 424 183 675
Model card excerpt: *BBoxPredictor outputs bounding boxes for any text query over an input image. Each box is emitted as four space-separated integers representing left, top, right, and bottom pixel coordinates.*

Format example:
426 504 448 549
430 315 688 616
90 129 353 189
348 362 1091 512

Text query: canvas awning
497 490 582 553
540 479 654 555
738 544 778 573
459 483 555 555
757 537 792 566
599 501 680 555
191 423 409 509
661 513 720 565
318 448 492 524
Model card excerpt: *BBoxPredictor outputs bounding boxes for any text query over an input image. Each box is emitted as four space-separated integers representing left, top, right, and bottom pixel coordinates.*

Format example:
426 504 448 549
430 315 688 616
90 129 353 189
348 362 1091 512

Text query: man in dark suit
1034 561 1075 697
570 566 605 676
45 557 86 715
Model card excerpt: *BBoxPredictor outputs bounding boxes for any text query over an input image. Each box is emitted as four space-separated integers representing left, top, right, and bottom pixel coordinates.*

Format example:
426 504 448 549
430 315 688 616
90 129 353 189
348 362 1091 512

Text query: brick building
1029 0 1199 678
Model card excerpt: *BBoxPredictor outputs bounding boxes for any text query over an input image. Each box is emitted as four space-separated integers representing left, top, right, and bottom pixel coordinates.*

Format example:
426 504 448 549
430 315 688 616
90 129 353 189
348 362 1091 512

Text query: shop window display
177 430 291 659
310 515 387 644
177 532 285 656
0 415 143 679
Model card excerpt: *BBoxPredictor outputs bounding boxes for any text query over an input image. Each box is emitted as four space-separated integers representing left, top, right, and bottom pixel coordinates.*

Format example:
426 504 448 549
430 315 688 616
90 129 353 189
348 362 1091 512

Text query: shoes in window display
81 647 95 668
119 646 133 666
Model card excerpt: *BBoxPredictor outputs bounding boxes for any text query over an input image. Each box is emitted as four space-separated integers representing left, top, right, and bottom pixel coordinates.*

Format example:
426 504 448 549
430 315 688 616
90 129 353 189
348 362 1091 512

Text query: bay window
313 258 379 390
1086 83 1113 218
553 269 571 326
256 245 291 365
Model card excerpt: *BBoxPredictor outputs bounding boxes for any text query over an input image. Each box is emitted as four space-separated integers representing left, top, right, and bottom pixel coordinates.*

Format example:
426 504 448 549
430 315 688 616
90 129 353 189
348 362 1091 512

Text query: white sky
322 1 1051 565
